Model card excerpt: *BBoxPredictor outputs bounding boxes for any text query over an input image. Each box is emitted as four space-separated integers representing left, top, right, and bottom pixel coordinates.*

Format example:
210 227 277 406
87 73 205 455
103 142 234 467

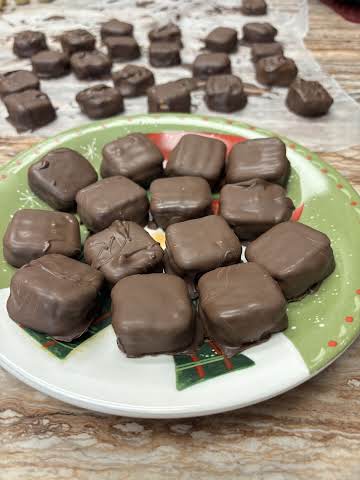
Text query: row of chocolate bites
0 15 334 132
4 133 335 357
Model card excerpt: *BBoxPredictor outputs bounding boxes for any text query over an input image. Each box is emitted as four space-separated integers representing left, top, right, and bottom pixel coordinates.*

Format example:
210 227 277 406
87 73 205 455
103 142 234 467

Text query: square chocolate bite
112 65 155 97
220 179 294 240
111 273 194 357
251 42 283 62
205 74 247 113
148 23 182 45
60 29 96 56
28 147 98 211
256 55 298 87
246 221 335 299
0 70 40 98
226 137 290 186
3 209 81 268
241 0 268 15
165 215 242 279
198 263 287 355
7 254 104 341
104 36 140 61
76 84 124 119
204 27 238 53
4 89 56 133
147 81 191 113
149 42 181 67
165 134 226 188
286 78 333 118
31 50 70 79
84 220 163 285
70 51 112 80
101 133 163 186
150 176 213 229
76 176 149 232
242 22 277 43
100 19 133 41
13 30 47 58
192 53 231 80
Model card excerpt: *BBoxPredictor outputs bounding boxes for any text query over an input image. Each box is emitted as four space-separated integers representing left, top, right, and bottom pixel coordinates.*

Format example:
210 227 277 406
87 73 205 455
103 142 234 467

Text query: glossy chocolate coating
13 30 47 58
205 74 247 113
251 42 283 62
0 70 40 98
165 134 226 188
204 27 238 53
104 36 140 61
149 176 213 229
31 50 70 78
112 65 154 97
286 78 334 117
148 23 182 44
28 147 98 211
112 273 194 357
256 54 298 86
76 176 149 232
165 215 242 279
198 263 287 353
76 84 124 119
241 0 267 15
7 254 104 341
149 42 181 67
84 220 163 285
70 51 112 80
243 22 277 43
101 133 163 186
192 53 231 80
246 221 335 299
3 209 81 268
226 137 290 186
147 81 191 113
60 29 96 56
4 89 56 133
100 19 133 40
220 179 294 240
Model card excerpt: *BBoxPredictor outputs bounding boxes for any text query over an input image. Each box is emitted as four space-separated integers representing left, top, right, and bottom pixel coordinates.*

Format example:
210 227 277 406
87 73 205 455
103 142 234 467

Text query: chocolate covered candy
4 89 56 133
147 81 191 113
165 215 242 280
3 209 81 268
104 36 140 61
60 29 96 56
28 147 98 211
101 133 163 186
241 0 267 15
226 137 290 186
112 65 154 97
70 51 112 79
286 78 334 117
243 22 277 43
100 19 133 40
76 84 124 119
220 179 294 240
165 134 226 188
31 50 70 78
148 23 182 45
112 273 194 357
84 220 163 285
149 42 181 67
204 27 238 53
256 54 298 86
193 53 231 80
251 42 283 62
205 74 247 113
198 263 287 355
0 70 40 98
13 30 47 58
246 221 335 299
7 254 104 341
76 176 149 232
150 176 212 229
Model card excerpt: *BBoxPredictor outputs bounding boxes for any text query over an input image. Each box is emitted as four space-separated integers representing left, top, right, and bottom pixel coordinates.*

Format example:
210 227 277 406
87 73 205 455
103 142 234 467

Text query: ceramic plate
0 114 359 418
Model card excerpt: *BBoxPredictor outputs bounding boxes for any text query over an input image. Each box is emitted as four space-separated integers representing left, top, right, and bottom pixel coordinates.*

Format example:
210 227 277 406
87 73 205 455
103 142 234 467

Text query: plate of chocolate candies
0 114 359 418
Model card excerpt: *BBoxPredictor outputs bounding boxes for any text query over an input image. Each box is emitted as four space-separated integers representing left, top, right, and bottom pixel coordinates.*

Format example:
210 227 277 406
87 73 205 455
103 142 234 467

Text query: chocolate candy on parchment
243 22 277 43
204 27 238 53
104 36 140 62
0 71 40 98
241 0 268 16
76 84 124 119
70 50 112 79
286 78 334 117
205 74 247 113
13 30 47 58
149 42 181 67
31 50 70 79
255 54 298 86
60 29 96 56
100 19 133 40
147 81 191 113
192 53 231 80
148 23 182 45
251 42 283 62
112 65 155 97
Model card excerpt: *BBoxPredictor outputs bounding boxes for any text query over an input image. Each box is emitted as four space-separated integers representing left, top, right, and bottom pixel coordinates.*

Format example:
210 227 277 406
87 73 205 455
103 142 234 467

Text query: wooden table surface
1 2 360 479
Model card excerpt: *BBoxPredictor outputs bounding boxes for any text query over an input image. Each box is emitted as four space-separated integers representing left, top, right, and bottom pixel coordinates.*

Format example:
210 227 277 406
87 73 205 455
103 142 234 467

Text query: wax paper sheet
0 0 359 151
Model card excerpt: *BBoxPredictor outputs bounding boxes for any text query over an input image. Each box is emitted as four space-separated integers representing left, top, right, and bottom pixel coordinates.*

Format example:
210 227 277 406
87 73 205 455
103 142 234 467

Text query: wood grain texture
1 1 360 479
